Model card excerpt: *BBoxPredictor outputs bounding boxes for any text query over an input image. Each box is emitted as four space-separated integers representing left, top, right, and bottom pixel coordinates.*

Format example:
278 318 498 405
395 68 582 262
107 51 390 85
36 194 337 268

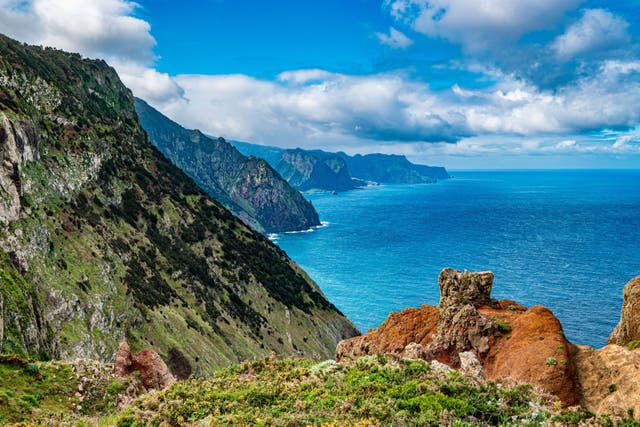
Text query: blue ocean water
273 170 640 348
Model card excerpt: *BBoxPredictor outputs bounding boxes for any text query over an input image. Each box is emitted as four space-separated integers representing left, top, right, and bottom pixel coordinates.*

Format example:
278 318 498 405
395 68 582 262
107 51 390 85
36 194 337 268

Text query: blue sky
1 0 640 169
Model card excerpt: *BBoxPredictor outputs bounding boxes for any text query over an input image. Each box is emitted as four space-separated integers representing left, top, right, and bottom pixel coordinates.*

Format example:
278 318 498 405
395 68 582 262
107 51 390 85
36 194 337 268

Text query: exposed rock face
574 344 640 417
608 276 640 346
277 149 357 192
337 268 579 406
134 98 320 233
114 342 175 391
0 112 38 227
483 305 578 405
336 305 439 361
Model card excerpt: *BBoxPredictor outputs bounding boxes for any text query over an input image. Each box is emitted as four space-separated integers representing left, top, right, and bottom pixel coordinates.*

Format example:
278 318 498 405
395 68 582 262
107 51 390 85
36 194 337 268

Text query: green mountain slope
134 99 320 233
0 34 358 375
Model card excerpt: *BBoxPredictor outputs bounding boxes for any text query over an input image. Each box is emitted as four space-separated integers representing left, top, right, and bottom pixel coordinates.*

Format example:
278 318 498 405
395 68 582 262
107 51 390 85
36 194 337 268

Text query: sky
1 1 640 169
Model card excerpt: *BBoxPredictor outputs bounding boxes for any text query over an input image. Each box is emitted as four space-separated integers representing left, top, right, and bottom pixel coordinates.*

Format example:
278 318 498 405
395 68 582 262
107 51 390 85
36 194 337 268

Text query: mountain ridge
0 34 357 374
232 140 449 192
134 98 320 234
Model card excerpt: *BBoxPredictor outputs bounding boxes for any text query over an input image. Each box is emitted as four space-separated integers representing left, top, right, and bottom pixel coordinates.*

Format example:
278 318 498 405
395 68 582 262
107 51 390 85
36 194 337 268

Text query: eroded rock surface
113 342 175 391
574 344 640 417
608 276 640 346
337 268 579 405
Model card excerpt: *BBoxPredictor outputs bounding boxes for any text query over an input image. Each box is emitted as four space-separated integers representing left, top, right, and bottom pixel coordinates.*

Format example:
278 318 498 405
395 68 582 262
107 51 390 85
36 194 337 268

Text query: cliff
232 140 449 191
337 152 449 184
134 98 320 233
0 34 358 374
276 149 357 192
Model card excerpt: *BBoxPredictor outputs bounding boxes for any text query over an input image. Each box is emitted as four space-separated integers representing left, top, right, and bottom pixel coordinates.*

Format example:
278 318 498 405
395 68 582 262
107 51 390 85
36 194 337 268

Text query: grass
0 354 142 425
115 356 551 426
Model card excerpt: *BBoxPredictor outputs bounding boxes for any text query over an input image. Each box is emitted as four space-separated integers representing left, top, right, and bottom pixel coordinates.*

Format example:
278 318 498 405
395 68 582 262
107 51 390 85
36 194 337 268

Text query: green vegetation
116 357 550 426
0 354 140 425
2 355 639 426
0 33 356 372
134 98 320 234
628 340 640 351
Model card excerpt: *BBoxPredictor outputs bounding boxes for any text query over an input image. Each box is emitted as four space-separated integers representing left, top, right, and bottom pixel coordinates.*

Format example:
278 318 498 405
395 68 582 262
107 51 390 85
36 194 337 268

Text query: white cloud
0 0 184 104
376 27 414 49
551 9 630 59
277 69 337 85
384 0 581 51
146 63 640 155
111 61 185 106
0 0 155 65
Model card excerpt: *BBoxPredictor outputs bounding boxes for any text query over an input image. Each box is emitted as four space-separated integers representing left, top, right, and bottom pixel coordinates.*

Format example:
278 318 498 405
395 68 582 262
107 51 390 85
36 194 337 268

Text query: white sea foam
280 221 330 235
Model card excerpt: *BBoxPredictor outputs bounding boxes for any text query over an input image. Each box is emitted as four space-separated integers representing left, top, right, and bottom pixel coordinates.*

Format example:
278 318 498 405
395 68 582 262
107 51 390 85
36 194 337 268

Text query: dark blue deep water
273 170 640 348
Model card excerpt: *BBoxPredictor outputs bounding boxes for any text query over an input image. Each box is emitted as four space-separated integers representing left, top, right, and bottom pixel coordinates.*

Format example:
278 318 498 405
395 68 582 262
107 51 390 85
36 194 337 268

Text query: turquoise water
273 170 640 348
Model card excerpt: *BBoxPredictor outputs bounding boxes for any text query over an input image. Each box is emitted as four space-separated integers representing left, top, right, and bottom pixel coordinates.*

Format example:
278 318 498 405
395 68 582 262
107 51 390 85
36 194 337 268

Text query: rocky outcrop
482 304 578 405
574 344 640 418
336 305 439 360
608 276 640 346
337 268 579 406
134 98 320 233
0 112 39 227
113 342 175 391
426 269 500 365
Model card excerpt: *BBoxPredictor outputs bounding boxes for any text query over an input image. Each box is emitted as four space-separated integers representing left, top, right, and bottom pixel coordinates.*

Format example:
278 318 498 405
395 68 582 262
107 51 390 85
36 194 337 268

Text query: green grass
115 356 551 426
0 354 142 425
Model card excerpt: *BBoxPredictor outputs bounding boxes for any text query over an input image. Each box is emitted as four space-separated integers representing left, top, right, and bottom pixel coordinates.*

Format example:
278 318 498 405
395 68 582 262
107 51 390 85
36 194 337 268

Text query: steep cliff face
134 99 320 233
338 153 449 184
277 149 357 192
608 275 640 346
232 140 450 190
0 34 357 372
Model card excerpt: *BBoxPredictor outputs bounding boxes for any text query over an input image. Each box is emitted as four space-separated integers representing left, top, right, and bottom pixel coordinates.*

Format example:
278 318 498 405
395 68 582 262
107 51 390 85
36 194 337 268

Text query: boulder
459 351 484 380
113 342 175 391
608 276 640 346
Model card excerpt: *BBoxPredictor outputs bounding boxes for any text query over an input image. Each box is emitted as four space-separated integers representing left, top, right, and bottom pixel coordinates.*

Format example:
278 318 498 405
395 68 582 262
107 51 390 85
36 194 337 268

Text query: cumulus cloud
0 0 185 104
376 27 414 49
161 72 470 145
0 0 155 65
147 61 640 153
384 0 581 51
551 9 630 59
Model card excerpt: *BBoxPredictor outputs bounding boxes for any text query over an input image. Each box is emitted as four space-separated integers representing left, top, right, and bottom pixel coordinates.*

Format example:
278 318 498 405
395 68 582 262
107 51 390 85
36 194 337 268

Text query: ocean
271 170 640 348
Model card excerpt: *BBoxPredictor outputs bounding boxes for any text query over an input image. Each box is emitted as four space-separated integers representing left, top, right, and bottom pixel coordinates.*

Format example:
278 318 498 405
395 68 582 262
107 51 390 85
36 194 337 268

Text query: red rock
113 341 175 391
483 305 578 405
335 268 580 406
336 305 439 361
